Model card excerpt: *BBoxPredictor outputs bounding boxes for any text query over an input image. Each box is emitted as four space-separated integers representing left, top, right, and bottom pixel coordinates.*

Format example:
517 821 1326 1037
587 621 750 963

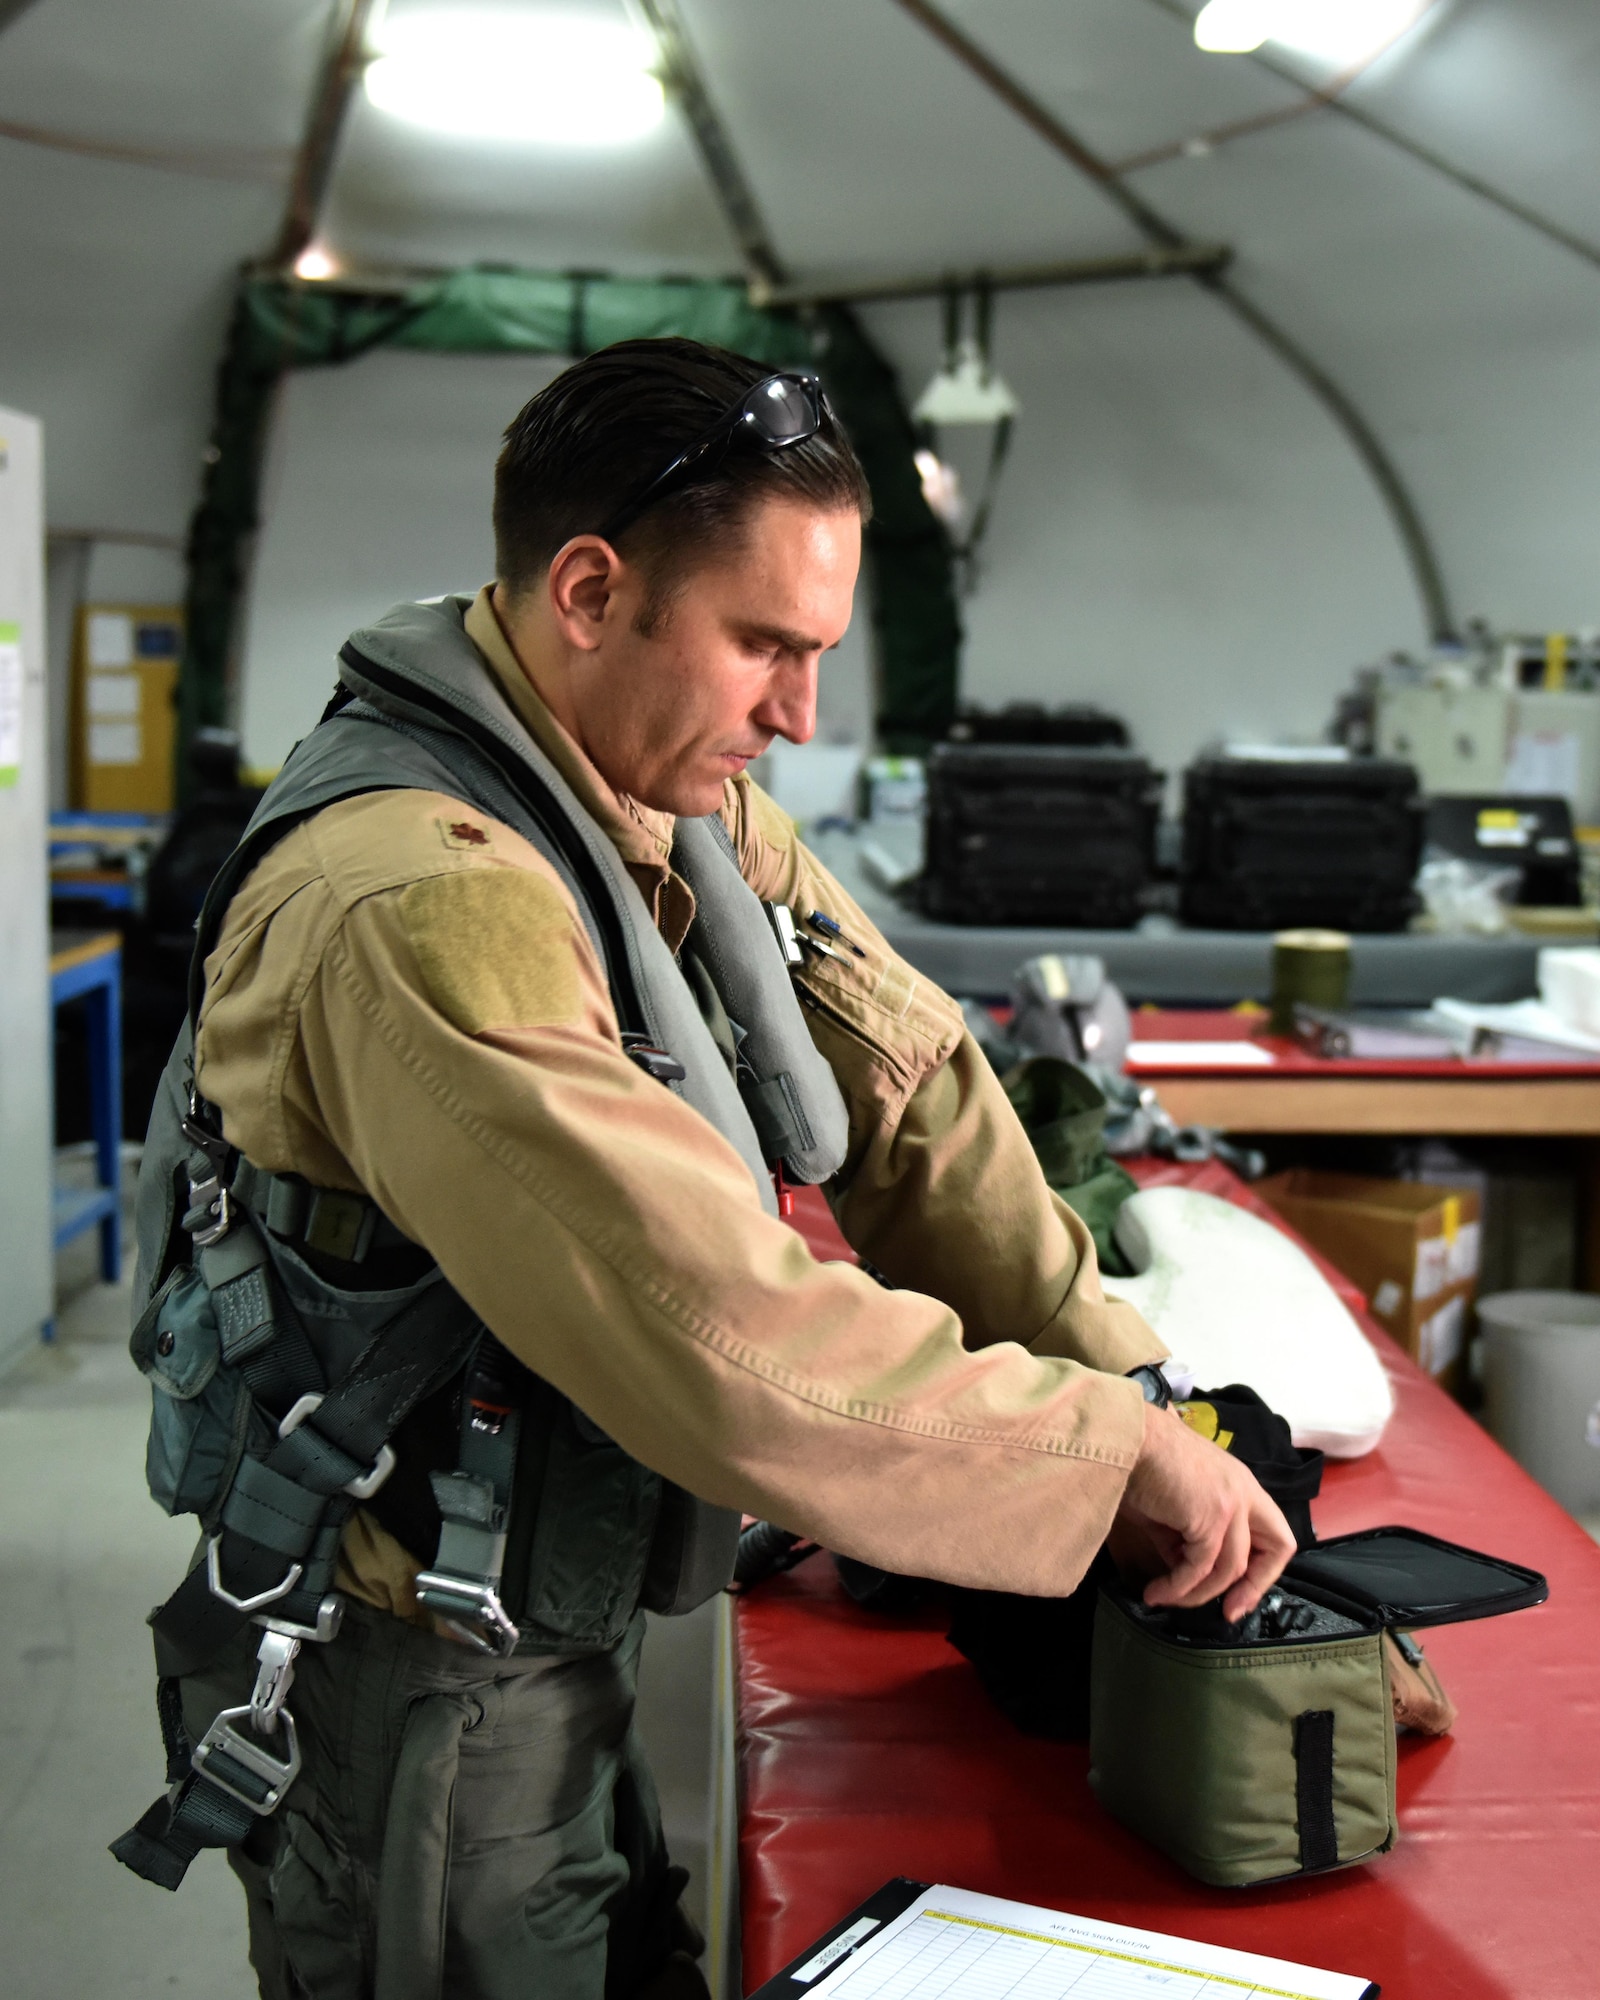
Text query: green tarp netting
180 266 961 773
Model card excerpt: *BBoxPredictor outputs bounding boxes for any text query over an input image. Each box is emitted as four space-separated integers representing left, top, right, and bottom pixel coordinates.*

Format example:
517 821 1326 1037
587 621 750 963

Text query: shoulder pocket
132 1268 250 1520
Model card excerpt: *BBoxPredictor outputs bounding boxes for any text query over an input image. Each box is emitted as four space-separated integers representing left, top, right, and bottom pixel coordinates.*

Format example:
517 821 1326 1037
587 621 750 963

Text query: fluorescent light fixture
293 243 339 281
1194 0 1432 66
913 339 1020 427
365 9 665 146
1193 0 1276 52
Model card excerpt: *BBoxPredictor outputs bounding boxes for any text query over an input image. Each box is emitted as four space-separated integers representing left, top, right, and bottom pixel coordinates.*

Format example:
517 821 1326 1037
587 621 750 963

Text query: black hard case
1424 793 1583 907
1180 755 1423 932
919 744 1162 929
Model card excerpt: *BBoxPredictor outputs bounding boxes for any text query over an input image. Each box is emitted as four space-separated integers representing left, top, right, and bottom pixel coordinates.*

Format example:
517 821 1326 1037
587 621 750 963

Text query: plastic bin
1477 1291 1600 1516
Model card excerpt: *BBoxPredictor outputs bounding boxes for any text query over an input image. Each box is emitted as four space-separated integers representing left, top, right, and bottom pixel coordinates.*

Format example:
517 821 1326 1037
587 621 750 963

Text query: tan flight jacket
195 587 1165 1621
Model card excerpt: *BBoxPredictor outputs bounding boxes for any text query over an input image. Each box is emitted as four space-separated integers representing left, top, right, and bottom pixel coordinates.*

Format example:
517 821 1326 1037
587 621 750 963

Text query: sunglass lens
748 376 819 445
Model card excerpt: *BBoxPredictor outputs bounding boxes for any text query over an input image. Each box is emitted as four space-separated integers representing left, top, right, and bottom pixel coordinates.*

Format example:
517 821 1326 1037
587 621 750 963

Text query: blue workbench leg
87 969 122 1283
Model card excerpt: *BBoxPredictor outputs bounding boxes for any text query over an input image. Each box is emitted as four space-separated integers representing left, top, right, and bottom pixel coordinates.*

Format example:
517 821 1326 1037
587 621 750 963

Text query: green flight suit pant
199 1604 701 2000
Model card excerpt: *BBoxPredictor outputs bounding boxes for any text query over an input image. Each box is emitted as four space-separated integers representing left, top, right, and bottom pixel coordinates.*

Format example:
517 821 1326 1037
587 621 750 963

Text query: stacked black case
1425 793 1582 906
1180 754 1423 933
919 744 1162 928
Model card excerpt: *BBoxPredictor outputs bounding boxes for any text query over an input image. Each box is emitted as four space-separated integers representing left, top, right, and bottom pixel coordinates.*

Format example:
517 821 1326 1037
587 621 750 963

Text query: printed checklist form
777 1883 1376 2000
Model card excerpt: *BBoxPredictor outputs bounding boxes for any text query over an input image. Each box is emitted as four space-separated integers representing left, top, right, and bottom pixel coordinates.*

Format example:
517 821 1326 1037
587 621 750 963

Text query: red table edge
730 1168 1600 1999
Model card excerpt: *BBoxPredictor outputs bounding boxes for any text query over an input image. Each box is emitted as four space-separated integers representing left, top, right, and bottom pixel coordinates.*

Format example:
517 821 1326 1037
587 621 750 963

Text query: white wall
238 350 536 768
862 279 1423 781
240 254 1596 793
237 346 874 771
0 409 54 1366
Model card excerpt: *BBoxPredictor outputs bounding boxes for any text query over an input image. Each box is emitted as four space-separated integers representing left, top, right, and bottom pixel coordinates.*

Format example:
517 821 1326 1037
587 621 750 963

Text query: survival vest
112 595 849 1890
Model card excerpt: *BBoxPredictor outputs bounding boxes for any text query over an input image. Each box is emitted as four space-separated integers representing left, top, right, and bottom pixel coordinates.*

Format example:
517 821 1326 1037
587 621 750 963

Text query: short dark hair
493 337 870 618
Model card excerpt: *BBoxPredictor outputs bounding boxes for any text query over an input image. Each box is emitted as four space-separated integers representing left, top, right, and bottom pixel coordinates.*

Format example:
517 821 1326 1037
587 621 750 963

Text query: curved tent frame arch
177 264 962 781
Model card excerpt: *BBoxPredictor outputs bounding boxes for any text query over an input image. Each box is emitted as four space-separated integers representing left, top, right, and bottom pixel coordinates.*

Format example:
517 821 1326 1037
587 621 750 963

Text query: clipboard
746 1879 1379 2000
747 1879 928 1997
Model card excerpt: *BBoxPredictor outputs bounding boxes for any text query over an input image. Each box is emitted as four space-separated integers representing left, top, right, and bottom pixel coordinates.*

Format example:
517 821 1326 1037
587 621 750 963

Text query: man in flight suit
188 338 1293 1997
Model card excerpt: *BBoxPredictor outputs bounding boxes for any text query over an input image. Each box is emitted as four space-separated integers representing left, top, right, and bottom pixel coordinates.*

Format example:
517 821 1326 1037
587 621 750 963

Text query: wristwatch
1125 1362 1173 1410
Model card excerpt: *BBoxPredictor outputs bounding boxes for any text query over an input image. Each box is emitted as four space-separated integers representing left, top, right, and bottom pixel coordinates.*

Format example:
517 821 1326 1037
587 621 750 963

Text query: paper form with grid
802 1885 1372 2000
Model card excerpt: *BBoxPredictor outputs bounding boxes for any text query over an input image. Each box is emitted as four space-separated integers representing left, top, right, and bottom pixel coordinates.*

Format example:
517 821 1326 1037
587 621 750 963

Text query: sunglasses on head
594 372 828 546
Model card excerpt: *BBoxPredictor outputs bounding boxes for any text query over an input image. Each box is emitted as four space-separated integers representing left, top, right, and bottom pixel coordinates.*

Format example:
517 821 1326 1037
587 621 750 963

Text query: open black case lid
1287 1527 1548 1630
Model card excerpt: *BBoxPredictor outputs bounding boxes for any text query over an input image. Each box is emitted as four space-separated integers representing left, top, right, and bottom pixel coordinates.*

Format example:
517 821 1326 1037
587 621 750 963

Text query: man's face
560 495 861 818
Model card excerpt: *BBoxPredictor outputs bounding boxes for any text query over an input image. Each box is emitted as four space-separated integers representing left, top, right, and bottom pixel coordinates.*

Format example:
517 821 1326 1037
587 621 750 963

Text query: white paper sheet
808 1884 1371 2000
87 611 134 668
0 629 21 784
1435 995 1600 1055
88 720 142 766
1126 1041 1276 1069
87 671 141 717
1505 727 1580 804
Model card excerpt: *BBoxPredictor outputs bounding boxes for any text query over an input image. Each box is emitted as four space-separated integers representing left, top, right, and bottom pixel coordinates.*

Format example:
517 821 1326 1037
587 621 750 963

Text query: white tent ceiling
3 0 1598 759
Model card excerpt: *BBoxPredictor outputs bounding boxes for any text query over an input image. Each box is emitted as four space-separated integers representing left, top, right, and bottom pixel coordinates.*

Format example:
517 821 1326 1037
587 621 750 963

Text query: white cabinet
0 409 52 1366
1375 683 1511 794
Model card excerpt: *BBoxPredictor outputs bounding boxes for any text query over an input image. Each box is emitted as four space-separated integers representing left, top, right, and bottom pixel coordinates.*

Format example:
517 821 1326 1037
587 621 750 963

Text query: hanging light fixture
913 335 1021 428
912 285 1019 591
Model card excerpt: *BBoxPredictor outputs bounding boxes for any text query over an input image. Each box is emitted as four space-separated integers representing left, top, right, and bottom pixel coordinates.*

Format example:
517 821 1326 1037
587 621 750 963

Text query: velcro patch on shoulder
398 868 582 1034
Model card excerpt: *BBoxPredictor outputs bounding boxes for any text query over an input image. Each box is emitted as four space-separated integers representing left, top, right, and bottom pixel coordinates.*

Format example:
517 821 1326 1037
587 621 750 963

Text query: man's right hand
1109 1401 1296 1623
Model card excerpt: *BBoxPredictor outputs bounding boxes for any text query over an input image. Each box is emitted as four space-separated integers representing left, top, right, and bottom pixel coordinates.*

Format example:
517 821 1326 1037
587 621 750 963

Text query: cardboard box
1257 1170 1481 1387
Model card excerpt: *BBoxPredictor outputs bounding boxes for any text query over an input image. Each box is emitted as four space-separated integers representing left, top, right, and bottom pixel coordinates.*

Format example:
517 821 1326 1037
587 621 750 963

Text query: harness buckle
249 1630 300 1732
277 1392 398 1500
256 1595 345 1645
187 1175 234 1249
413 1572 520 1658
205 1534 303 1614
620 1033 687 1084
191 1706 301 1815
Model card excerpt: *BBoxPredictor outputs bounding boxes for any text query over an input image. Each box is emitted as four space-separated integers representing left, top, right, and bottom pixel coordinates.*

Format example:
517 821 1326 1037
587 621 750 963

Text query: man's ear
547 536 623 654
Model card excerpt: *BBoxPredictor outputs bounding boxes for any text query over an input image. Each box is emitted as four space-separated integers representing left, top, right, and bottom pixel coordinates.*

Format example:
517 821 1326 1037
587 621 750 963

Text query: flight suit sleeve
202 836 1149 1599
721 774 1166 1375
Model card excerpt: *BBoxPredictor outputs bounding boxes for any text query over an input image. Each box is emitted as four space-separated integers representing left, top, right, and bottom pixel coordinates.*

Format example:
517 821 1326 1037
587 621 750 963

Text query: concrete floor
0 1153 716 1998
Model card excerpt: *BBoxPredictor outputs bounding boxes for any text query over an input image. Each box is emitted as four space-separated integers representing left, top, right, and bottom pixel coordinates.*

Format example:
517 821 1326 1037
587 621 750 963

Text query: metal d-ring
277 1392 397 1501
206 1535 303 1614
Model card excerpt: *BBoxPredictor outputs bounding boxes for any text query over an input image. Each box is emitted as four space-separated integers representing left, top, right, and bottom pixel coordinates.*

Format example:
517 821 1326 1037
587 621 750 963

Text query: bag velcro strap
1293 1708 1339 1872
199 1217 325 1409
211 1267 277 1366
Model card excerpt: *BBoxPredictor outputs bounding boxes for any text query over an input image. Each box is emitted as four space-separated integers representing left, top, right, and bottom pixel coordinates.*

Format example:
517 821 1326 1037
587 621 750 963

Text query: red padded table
1121 1007 1600 1138
738 1167 1600 1998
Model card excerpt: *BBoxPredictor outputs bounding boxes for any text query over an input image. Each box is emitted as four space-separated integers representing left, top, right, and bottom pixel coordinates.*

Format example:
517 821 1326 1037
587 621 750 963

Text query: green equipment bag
1089 1527 1547 1887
